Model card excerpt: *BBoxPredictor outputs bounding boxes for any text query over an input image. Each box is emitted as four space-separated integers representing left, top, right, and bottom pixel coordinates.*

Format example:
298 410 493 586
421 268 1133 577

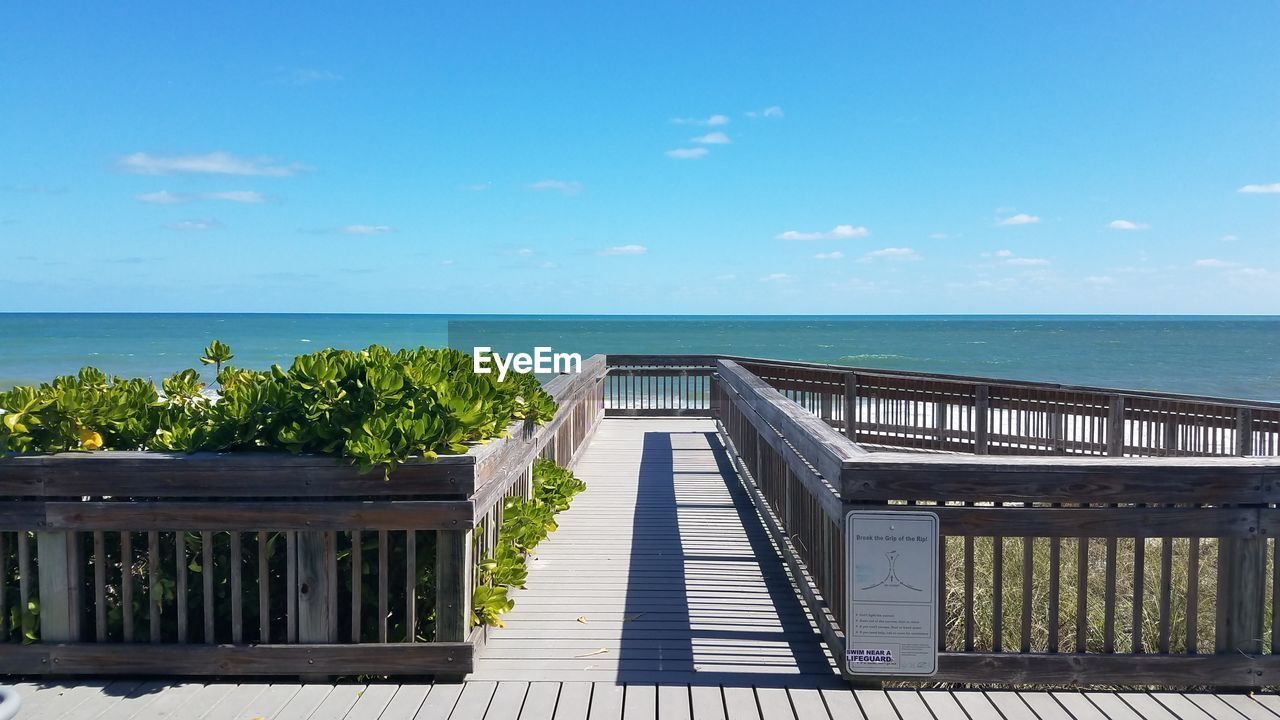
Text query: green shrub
0 342 557 475
474 459 587 627
533 457 587 511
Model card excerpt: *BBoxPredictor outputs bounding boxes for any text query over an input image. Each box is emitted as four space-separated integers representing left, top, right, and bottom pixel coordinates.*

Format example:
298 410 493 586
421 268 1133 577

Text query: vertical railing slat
230 531 243 644
351 530 362 644
93 531 107 642
148 530 161 643
406 530 417 643
201 531 214 644
378 530 388 643
258 531 270 643
177 532 189 643
122 531 134 643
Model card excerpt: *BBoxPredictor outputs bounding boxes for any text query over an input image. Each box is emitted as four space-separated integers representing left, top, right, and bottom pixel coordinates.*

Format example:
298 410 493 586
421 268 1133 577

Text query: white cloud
929 233 950 240
1238 183 1280 194
1107 219 1149 230
997 213 1041 226
1114 265 1160 275
440 259 456 266
599 244 648 256
691 132 731 145
1005 257 1050 266
672 114 729 126
135 190 266 204
1220 234 1238 242
746 106 784 119
666 147 709 159
136 190 187 204
120 152 308 177
994 249 1014 257
167 219 222 231
529 179 582 195
1232 267 1270 278
539 261 558 269
1194 258 1238 268
272 67 343 86
514 248 536 256
761 272 793 282
860 247 919 262
814 251 844 260
203 190 265 203
341 224 393 235
1085 275 1115 286
776 224 870 241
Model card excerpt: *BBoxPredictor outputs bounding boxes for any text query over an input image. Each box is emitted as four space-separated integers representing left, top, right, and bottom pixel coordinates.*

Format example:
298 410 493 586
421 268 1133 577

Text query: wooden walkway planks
472 418 836 685
10 683 1280 719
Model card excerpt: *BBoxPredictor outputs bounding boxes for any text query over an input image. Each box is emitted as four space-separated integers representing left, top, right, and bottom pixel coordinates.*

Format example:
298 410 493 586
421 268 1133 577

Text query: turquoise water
2 314 1279 401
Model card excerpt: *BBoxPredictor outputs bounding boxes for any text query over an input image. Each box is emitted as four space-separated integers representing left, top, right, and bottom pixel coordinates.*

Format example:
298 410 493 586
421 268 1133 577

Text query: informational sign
844 510 939 676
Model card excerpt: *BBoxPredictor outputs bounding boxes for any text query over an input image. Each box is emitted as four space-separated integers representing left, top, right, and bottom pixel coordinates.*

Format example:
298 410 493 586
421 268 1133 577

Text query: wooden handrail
716 359 866 479
708 353 1280 687
609 352 1280 411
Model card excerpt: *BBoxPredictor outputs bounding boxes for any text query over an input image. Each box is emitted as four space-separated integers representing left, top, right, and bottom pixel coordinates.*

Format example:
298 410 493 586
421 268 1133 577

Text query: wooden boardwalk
472 417 836 684
11 680 1280 719
8 418 1280 719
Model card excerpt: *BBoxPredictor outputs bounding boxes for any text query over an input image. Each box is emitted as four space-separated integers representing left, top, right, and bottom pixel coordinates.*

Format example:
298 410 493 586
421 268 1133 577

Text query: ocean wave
840 354 910 361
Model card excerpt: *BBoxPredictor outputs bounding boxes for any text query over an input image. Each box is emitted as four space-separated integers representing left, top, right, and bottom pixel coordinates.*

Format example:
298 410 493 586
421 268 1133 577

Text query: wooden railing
734 357 1280 458
0 354 606 677
604 355 716 416
605 353 1280 459
709 357 1280 687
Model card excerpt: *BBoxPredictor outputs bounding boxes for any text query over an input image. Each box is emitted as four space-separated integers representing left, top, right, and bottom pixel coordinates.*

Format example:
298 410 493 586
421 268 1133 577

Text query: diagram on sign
860 549 923 592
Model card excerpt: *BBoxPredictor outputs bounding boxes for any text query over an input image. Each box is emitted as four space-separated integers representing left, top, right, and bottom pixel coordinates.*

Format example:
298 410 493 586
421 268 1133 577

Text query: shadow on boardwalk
473 417 837 687
611 428 835 683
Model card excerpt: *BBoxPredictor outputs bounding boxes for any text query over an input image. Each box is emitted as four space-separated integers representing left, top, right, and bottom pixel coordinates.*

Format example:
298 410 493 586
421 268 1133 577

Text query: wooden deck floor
11 680 1280 719
472 417 836 685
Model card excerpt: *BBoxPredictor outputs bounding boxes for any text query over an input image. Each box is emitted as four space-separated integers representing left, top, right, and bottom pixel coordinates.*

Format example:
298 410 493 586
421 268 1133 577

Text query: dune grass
940 536 1275 655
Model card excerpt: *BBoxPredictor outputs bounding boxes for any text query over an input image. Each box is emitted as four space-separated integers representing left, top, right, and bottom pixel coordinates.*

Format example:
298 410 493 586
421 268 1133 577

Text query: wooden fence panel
706 353 1280 687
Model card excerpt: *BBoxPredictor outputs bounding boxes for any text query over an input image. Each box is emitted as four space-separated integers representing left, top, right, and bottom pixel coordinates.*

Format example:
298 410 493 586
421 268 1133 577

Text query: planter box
0 355 606 677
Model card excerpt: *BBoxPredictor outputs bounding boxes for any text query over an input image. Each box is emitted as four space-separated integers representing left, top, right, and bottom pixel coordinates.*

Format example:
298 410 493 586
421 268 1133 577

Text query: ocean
1 314 1278 401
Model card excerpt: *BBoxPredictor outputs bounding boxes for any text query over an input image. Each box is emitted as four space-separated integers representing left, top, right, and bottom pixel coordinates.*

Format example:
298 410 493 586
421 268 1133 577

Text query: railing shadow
613 428 837 687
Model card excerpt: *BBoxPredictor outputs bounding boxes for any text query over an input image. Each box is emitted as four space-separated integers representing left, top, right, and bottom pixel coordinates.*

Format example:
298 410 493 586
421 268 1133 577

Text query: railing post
296 531 336 643
1217 528 1266 656
844 373 858 442
35 531 79 642
1163 415 1179 455
1107 395 1126 457
1217 406 1266 659
1237 408 1255 457
435 528 474 642
974 385 989 454
709 374 721 420
935 399 948 444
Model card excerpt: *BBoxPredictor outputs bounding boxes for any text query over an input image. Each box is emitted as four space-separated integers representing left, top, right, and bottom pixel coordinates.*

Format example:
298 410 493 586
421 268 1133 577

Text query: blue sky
2 3 1277 314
